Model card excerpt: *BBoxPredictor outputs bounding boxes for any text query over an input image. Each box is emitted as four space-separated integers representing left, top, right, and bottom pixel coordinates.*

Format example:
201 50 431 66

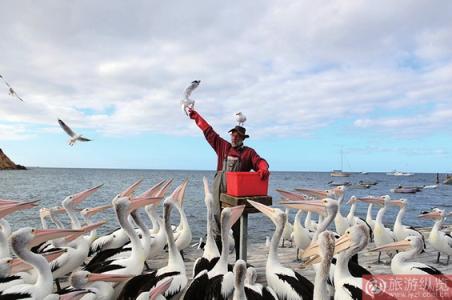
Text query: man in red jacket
188 108 269 259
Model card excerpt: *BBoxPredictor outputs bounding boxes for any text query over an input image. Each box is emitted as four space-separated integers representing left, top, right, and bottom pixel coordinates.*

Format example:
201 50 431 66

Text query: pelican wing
58 119 76 137
275 272 314 299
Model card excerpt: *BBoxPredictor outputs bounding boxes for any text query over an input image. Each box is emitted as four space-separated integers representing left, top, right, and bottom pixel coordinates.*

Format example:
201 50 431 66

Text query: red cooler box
226 172 269 197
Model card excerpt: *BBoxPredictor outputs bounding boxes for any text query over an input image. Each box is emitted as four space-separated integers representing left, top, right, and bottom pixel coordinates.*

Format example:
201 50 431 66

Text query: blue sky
1 1 452 172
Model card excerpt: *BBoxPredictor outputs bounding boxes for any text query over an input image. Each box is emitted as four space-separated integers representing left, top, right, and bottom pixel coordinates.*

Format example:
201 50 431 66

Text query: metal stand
239 212 248 260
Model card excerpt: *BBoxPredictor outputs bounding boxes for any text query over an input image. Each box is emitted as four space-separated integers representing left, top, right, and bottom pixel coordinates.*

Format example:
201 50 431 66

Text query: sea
1 168 451 243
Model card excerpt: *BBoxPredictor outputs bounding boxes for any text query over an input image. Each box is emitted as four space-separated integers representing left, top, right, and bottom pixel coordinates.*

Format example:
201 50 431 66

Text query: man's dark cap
228 125 249 139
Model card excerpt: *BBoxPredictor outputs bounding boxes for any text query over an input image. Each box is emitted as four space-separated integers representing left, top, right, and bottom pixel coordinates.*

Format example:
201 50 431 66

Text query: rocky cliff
0 149 26 170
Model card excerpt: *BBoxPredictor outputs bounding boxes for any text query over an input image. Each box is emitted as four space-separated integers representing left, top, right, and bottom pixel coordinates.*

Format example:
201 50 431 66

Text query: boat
390 187 418 194
386 170 414 176
443 174 452 185
330 149 351 177
349 183 371 189
327 181 351 186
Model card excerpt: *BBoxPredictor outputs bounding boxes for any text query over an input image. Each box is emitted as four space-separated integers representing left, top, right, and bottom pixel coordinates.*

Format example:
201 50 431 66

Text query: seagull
235 112 246 126
0 74 24 102
181 80 200 115
58 119 92 146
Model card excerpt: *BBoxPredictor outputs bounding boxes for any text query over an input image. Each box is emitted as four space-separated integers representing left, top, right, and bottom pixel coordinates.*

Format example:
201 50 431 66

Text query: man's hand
188 108 209 130
188 108 198 120
257 168 270 180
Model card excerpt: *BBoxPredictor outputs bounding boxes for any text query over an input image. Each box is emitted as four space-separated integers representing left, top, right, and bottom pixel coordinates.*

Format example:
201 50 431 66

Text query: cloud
0 124 35 141
0 0 452 140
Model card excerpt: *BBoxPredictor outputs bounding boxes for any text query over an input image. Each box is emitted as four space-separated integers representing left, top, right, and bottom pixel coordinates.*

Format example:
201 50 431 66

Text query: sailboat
330 148 351 177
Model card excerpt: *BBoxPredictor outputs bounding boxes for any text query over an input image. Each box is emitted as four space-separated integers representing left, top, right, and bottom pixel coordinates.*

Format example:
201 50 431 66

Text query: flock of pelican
0 180 451 299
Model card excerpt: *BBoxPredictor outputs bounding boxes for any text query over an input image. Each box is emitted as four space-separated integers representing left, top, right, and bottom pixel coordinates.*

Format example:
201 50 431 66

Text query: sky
1 0 452 172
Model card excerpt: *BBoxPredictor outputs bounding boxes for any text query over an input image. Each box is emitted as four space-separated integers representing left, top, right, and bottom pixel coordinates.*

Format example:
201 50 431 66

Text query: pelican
365 202 375 230
332 224 384 300
281 208 293 247
58 119 92 146
183 205 245 300
392 198 424 243
44 290 94 300
117 183 189 300
301 231 336 300
358 195 396 264
170 179 192 256
346 196 359 226
232 260 277 300
192 177 220 277
291 210 312 261
248 200 313 300
418 209 452 264
0 228 82 299
69 271 132 300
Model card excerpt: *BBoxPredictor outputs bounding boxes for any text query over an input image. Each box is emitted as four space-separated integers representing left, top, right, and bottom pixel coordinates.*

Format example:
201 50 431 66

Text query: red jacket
202 126 269 172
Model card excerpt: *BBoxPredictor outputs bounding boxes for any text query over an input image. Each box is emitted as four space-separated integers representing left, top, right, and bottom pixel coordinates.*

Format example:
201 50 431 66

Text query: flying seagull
181 80 200 115
0 74 24 102
58 119 92 146
235 112 246 126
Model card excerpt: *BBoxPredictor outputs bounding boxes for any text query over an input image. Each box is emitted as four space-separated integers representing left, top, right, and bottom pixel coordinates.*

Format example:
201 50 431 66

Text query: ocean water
0 168 451 243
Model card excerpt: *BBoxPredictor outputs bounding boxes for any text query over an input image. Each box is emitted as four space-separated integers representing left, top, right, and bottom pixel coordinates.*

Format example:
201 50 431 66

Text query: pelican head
62 184 103 208
391 198 408 208
334 224 369 255
245 266 257 285
10 227 82 251
70 270 131 288
221 205 245 230
81 204 112 218
302 230 336 266
418 208 446 220
281 198 338 218
370 235 423 255
248 200 286 227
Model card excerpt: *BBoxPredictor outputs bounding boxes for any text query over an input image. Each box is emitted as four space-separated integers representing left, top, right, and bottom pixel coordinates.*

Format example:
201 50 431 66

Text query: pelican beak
370 240 412 252
228 205 246 227
418 210 442 219
53 206 67 214
0 200 39 219
275 189 307 201
156 178 174 197
294 188 327 199
138 179 167 198
334 233 353 254
59 290 93 300
149 278 173 299
280 200 327 216
248 200 277 220
72 184 103 205
0 199 22 205
167 179 188 207
42 249 68 263
87 273 132 283
65 221 107 242
301 241 321 266
82 204 112 217
129 196 163 212
346 197 357 205
31 229 83 247
389 199 405 207
119 179 143 197
356 197 384 206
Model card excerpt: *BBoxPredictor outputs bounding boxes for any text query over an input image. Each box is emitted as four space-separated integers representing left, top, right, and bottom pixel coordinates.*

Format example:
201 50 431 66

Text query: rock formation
0 148 26 170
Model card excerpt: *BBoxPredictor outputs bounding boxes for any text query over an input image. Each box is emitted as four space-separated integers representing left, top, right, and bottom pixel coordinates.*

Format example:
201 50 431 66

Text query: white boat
386 170 414 176
331 149 351 177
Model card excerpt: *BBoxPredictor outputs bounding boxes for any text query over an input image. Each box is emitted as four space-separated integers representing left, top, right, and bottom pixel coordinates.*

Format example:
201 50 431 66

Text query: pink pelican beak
275 189 307 201
346 196 358 205
65 221 107 242
138 178 173 198
280 199 328 217
227 205 246 227
418 210 443 220
59 290 93 300
119 179 143 197
0 200 39 219
82 204 112 218
30 229 83 247
71 184 104 205
149 278 174 300
301 240 323 266
247 200 280 220
0 199 24 205
156 178 174 197
128 196 163 213
370 239 412 252
390 199 407 208
167 179 189 207
294 187 328 199
355 196 385 206
87 272 132 283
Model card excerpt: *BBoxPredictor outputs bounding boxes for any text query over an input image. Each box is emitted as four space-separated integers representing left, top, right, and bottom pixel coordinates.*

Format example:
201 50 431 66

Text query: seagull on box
181 80 200 115
235 112 246 126
0 74 24 102
58 119 92 146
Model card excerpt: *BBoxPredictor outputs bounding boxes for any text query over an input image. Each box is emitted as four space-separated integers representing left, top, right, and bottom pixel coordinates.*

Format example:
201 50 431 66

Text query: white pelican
282 208 293 247
117 183 189 300
192 177 220 277
346 196 359 226
248 200 313 300
358 195 396 264
0 228 82 299
69 271 132 300
291 210 312 261
392 198 424 242
418 209 452 264
301 231 336 300
183 205 245 300
170 179 192 256
232 260 277 300
58 119 92 146
365 202 375 230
